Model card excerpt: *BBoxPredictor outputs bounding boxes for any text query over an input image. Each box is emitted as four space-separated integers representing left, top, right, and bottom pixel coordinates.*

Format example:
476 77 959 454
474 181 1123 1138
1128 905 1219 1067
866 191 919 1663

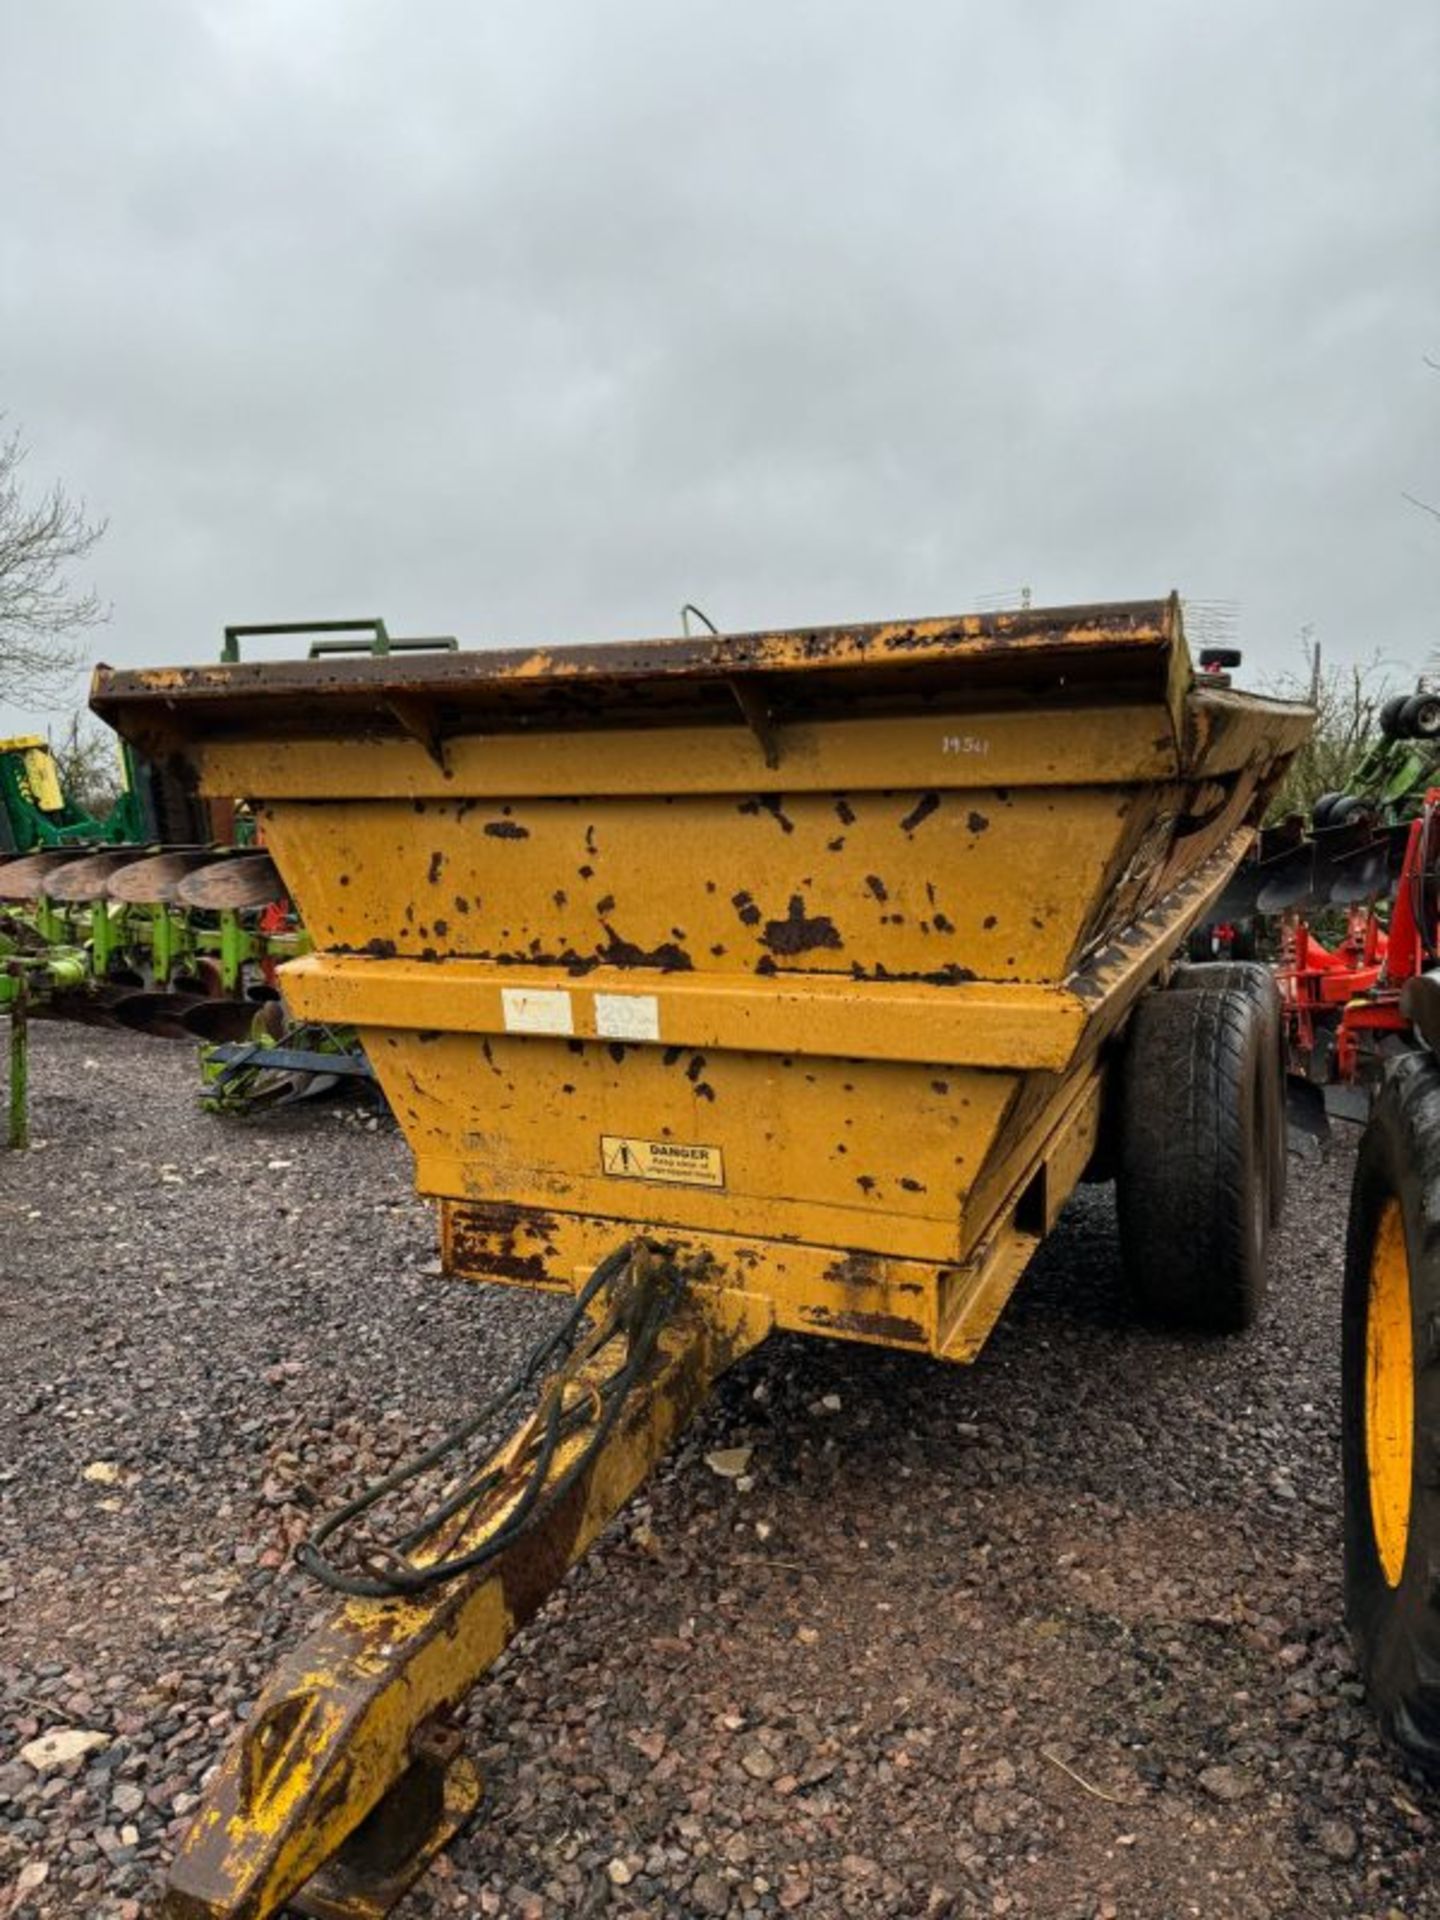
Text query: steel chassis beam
157 1268 771 1919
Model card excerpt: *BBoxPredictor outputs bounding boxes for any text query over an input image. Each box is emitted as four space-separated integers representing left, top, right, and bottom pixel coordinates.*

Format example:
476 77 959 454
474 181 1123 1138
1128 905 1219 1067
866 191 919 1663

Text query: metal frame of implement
92 597 1312 1918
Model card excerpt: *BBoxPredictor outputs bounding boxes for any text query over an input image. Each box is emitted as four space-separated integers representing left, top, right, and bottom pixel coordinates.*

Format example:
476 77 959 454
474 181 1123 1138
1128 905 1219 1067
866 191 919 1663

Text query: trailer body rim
1366 1195 1415 1587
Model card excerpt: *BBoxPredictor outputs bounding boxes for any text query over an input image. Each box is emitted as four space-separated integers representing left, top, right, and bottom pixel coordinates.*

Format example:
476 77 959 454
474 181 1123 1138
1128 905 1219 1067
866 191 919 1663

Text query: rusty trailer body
96 596 1307 1361
90 597 1311 1919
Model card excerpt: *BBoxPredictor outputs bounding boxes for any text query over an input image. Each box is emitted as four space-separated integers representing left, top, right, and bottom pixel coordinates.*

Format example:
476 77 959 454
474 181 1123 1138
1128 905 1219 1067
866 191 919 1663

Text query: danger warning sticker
600 1135 725 1189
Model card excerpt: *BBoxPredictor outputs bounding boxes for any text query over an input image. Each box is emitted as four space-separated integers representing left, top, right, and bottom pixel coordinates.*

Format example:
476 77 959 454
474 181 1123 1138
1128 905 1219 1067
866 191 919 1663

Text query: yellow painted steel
92 596 1314 1919
1366 1196 1415 1587
157 1270 771 1920
281 952 1089 1067
434 1065 1105 1361
193 702 1180 801
0 735 65 812
92 598 1312 1366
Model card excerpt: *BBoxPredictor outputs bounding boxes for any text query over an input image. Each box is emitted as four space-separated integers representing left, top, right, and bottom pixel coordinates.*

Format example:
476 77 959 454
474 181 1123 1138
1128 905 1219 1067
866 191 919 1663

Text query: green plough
1 623 447 1139
0 734 367 1143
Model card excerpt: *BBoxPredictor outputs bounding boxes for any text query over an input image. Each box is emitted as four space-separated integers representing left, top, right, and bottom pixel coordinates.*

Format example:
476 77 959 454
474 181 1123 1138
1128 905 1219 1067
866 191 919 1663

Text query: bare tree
50 713 123 819
0 421 107 708
1261 634 1396 822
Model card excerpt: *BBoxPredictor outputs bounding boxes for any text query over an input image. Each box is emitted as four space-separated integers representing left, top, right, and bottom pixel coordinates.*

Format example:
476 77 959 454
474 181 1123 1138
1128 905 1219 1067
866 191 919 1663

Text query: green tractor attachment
1 621 453 1137
0 729 363 1140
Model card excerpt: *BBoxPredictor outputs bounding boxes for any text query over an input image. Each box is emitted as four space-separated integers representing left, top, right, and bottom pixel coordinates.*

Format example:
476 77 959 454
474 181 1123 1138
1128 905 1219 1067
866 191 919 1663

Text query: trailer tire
1117 985 1270 1332
1401 693 1440 741
1171 960 1287 1224
1343 1050 1440 1777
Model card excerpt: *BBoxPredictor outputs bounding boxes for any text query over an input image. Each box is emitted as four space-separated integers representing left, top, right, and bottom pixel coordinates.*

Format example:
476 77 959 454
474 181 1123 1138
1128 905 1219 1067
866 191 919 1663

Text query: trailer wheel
1171 960 1287 1224
1343 1050 1440 1776
1117 984 1271 1331
1401 693 1440 741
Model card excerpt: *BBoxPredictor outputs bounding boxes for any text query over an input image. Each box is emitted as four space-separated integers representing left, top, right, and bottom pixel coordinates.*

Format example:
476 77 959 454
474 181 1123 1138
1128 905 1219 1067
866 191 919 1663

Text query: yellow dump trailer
93 596 1310 1920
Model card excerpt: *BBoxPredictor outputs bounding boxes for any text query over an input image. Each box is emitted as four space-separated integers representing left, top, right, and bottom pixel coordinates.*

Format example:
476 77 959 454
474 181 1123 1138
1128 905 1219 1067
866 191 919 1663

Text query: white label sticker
601 1136 725 1188
501 987 574 1036
594 992 661 1042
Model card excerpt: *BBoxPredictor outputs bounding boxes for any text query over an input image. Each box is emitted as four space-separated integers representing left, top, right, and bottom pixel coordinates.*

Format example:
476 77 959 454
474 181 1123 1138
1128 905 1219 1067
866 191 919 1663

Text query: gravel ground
2 1021 1437 1920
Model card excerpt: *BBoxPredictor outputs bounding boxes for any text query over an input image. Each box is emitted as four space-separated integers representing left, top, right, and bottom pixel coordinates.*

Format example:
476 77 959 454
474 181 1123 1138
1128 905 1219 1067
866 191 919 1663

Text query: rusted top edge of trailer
92 597 1184 746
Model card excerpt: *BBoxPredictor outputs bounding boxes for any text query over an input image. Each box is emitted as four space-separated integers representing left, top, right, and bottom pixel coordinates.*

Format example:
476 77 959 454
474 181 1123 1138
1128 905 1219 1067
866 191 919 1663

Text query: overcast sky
1 1 1436 731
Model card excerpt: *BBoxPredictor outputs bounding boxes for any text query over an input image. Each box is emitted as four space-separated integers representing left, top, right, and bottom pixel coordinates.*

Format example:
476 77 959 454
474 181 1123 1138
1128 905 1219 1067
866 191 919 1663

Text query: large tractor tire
1171 959 1287 1224
1342 1051 1440 1775
1117 983 1272 1332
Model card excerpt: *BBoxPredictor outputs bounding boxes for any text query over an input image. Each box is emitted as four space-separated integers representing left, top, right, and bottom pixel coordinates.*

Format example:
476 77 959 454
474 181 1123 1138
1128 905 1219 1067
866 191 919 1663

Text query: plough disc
38 985 131 1029
176 853 283 910
104 849 221 902
111 990 213 1038
1216 818 1411 920
43 849 158 901
182 997 278 1044
0 850 93 902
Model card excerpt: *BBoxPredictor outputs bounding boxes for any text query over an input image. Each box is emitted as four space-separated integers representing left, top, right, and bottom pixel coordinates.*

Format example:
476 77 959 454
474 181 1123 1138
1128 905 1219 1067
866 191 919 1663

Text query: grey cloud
0 0 1436 731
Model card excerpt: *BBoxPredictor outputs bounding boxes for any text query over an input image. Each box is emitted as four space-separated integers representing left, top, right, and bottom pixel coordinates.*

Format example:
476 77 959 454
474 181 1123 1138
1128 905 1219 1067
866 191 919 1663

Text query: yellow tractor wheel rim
1366 1196 1415 1587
